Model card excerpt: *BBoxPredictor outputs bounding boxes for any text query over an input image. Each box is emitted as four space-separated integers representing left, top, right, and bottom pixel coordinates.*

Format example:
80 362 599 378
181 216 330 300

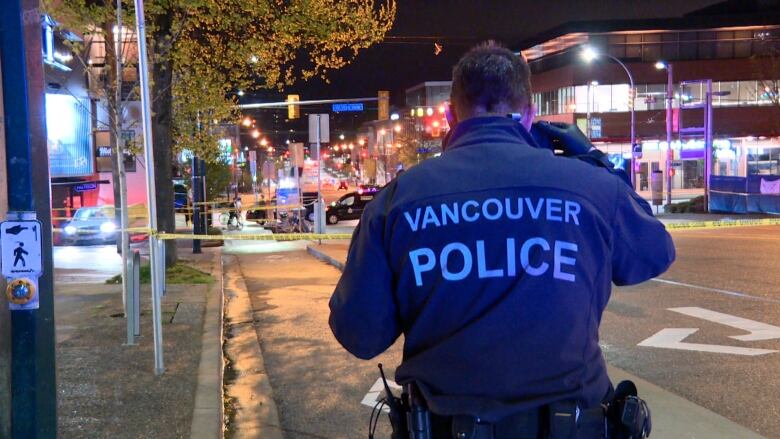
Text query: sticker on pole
1 220 43 278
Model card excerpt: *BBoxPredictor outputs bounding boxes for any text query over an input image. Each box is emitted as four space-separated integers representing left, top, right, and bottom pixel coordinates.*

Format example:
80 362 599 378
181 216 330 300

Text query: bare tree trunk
151 9 177 267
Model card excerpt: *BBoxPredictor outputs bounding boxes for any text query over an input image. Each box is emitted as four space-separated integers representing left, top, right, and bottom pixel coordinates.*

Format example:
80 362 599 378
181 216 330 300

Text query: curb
222 254 284 439
190 249 225 439
306 244 345 272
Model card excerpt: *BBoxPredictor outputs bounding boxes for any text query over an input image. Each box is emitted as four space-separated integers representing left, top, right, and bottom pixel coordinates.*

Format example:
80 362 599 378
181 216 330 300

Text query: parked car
357 184 381 195
61 206 118 245
325 191 376 224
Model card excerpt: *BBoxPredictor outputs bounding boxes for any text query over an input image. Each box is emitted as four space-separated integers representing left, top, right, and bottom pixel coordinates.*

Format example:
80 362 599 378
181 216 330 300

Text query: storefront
597 136 780 191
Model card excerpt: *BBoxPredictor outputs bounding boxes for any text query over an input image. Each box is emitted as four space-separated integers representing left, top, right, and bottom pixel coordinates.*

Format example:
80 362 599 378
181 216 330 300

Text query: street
228 224 780 438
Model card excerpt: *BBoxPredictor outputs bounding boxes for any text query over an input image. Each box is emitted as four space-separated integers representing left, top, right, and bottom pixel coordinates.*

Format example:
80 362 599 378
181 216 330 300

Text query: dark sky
280 0 721 107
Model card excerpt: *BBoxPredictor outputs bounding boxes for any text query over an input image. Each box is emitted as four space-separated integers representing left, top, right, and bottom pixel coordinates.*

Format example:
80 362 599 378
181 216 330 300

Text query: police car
326 191 375 224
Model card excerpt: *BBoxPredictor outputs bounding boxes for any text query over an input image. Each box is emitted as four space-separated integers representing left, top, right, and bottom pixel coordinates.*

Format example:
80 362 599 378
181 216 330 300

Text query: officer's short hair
451 41 532 115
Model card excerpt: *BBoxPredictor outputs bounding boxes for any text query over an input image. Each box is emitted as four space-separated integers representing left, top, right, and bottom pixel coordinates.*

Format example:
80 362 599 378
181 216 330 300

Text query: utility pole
0 0 58 436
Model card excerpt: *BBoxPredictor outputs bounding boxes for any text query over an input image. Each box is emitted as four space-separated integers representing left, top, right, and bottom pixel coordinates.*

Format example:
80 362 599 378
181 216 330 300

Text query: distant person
329 42 672 438
228 194 243 227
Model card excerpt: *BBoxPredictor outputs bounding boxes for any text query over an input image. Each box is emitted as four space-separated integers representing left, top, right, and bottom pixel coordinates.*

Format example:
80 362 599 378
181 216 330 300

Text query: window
734 30 753 57
574 85 589 113
611 84 630 112
661 32 679 60
645 84 667 111
718 81 740 106
626 34 642 59
608 34 626 58
341 196 355 206
748 148 780 175
641 33 661 61
715 31 734 59
738 81 757 104
697 31 716 59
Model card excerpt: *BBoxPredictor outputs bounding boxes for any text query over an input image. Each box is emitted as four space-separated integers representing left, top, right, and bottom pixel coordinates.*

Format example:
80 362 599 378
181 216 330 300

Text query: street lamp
581 45 637 187
251 129 260 139
656 60 674 205
586 80 598 139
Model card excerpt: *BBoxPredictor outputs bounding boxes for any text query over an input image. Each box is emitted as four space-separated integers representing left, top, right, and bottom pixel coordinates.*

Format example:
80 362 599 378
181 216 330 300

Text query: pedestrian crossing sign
1 219 43 278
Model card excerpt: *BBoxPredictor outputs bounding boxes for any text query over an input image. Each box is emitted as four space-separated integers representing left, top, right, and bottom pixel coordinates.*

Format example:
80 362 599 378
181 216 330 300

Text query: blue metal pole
0 0 57 436
192 156 202 253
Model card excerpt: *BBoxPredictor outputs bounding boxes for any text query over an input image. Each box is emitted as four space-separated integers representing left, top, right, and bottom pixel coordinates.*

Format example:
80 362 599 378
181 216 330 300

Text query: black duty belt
432 401 607 439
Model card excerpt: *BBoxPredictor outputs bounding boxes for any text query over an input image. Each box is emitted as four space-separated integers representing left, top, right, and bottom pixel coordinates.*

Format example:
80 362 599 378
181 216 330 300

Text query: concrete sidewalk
53 248 223 438
306 241 764 439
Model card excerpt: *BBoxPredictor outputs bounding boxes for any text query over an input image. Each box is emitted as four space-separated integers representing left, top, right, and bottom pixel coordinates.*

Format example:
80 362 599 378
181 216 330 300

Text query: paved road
235 225 780 438
602 225 780 438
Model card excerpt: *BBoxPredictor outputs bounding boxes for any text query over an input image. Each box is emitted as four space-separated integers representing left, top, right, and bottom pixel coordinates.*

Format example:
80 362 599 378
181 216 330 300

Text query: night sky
285 0 721 107
241 0 721 142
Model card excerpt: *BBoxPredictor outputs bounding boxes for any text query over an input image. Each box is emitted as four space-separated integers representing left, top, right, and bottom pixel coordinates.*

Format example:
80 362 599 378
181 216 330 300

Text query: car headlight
100 222 117 233
64 225 77 235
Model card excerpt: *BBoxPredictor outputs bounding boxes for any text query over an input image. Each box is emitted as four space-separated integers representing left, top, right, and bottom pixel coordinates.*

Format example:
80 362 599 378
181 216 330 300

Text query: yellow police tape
155 232 352 241
52 227 152 234
665 217 780 230
49 217 780 239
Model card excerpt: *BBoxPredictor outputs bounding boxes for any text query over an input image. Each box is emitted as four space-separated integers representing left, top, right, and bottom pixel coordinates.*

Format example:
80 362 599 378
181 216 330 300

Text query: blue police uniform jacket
329 116 675 422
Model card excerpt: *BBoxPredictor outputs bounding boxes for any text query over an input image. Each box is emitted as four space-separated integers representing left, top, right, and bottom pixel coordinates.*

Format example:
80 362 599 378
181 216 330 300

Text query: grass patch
106 263 213 285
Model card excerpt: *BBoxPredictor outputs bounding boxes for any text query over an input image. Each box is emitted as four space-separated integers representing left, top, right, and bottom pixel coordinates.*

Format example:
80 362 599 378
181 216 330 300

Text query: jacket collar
442 116 541 152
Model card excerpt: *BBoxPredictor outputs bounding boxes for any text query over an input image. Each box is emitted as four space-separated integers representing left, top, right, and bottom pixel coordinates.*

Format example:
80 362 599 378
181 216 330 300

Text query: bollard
126 250 141 345
157 239 166 296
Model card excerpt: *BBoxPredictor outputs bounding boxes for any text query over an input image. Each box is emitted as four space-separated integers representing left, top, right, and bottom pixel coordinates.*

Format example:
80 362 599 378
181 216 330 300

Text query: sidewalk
305 241 763 439
55 248 222 438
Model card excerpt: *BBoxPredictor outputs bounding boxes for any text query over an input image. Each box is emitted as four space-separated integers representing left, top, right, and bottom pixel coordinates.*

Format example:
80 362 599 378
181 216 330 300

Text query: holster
606 381 652 439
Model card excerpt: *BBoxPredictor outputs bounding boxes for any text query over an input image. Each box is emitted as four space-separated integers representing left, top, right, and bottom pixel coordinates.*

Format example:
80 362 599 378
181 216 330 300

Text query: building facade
518 1 780 193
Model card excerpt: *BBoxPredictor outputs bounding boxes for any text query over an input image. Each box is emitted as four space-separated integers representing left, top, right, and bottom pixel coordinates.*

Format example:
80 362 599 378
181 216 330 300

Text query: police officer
329 42 675 438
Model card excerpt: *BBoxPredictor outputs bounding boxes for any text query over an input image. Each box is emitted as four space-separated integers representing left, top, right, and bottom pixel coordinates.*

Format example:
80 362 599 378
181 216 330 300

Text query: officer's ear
520 103 535 132
445 102 458 128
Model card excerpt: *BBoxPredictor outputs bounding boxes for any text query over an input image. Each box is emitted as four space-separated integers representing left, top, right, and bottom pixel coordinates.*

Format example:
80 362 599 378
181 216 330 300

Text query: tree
43 0 139 310
149 0 396 266
47 0 396 266
396 127 438 170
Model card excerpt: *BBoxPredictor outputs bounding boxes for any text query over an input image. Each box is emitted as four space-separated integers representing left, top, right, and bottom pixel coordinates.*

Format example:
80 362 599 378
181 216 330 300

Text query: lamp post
586 80 598 139
581 46 636 188
655 61 674 205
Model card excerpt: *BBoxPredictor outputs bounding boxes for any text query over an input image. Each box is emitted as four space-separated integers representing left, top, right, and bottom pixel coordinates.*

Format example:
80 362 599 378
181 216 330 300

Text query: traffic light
378 90 390 120
628 87 636 109
287 94 300 119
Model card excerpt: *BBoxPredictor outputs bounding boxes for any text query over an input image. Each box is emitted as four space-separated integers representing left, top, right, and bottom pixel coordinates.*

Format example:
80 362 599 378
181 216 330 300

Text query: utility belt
370 365 651 439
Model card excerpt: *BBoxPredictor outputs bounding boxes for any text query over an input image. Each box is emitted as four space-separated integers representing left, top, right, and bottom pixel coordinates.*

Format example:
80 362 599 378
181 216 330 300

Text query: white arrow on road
669 307 780 341
638 328 777 356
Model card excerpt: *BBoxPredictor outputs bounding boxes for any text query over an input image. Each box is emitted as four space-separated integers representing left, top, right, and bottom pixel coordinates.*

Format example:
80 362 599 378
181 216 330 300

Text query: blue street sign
74 182 98 193
332 102 364 112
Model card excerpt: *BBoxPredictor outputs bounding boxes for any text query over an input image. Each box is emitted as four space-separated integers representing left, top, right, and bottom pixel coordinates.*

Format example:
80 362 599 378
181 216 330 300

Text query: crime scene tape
156 232 352 241
52 215 148 221
666 217 780 230
52 227 152 234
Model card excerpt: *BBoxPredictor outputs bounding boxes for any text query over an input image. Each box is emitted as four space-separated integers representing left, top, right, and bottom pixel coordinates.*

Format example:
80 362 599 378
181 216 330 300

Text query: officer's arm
329 199 400 359
611 181 676 286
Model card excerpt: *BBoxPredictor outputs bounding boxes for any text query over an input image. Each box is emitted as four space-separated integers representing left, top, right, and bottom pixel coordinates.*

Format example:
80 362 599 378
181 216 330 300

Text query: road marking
638 328 777 356
650 278 780 303
361 377 401 413
670 307 780 341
